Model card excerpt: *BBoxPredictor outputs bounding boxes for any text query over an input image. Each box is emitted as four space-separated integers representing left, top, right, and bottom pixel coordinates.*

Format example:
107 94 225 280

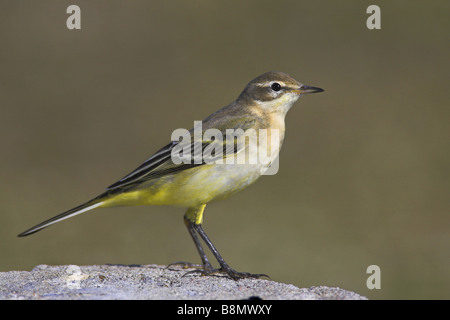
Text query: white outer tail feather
18 201 104 237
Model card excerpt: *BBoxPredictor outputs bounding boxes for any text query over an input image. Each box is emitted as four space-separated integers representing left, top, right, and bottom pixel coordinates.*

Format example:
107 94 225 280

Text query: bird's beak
297 85 324 95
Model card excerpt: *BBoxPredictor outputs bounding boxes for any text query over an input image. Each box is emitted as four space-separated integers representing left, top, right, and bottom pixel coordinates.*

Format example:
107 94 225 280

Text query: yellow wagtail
18 71 323 280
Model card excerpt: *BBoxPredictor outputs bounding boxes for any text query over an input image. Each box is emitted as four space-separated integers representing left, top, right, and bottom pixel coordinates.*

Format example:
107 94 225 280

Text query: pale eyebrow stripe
254 81 286 88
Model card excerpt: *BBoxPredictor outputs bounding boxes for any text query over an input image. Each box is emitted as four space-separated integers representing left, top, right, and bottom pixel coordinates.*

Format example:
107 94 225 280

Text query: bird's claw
181 266 270 281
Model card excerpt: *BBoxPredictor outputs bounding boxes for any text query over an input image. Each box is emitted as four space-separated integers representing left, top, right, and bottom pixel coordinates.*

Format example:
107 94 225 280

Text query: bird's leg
180 205 268 280
182 214 214 272
168 205 213 272
192 223 269 280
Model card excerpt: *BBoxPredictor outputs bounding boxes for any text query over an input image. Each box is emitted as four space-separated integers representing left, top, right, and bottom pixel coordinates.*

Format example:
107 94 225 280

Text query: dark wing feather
107 141 200 190
107 142 175 190
106 115 256 191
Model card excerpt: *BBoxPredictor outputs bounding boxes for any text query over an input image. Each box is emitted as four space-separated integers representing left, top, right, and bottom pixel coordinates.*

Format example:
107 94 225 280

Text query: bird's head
238 71 324 114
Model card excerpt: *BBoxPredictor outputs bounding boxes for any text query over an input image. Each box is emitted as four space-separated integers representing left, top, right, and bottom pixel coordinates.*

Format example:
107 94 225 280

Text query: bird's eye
271 82 282 92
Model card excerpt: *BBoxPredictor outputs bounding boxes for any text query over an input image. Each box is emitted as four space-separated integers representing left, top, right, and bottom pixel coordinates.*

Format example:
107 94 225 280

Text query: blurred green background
0 1 448 299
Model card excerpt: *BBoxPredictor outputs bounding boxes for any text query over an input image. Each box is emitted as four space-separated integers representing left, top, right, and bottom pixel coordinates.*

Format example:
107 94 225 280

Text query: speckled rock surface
0 264 367 300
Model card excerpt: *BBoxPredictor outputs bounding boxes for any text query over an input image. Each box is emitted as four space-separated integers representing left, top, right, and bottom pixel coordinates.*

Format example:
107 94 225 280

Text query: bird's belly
106 163 266 208
162 163 265 206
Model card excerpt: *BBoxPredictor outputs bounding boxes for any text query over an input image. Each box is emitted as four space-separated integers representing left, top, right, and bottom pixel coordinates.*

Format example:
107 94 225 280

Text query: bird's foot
182 266 270 281
167 261 214 272
220 267 270 281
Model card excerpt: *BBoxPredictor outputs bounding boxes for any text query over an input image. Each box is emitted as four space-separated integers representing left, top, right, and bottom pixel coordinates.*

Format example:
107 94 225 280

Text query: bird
18 71 324 280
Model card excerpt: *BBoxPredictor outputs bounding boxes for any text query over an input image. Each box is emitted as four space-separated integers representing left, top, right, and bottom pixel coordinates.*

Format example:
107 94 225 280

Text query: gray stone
0 264 367 300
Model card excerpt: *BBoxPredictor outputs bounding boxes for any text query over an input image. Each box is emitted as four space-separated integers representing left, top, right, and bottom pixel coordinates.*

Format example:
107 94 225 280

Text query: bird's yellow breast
101 162 264 209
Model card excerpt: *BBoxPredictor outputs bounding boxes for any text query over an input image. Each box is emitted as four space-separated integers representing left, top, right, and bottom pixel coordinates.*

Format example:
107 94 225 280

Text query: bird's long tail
18 197 105 237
